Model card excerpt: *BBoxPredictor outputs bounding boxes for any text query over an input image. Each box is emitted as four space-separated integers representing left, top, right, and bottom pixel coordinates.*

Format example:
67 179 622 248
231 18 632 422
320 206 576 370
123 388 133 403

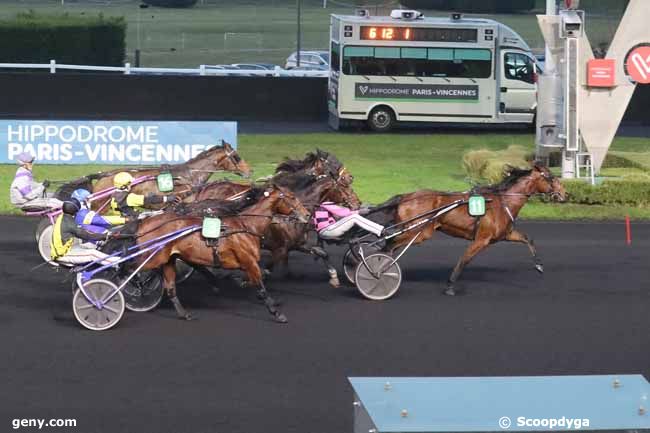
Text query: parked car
285 51 329 70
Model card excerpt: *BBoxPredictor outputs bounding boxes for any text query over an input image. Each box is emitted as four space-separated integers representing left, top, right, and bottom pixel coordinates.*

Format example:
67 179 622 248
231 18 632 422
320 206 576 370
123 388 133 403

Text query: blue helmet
71 189 91 203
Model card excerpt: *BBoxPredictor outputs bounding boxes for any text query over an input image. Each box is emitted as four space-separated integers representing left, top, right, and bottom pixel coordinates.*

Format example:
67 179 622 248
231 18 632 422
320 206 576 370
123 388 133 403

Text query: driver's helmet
62 198 81 216
71 189 91 206
114 172 134 190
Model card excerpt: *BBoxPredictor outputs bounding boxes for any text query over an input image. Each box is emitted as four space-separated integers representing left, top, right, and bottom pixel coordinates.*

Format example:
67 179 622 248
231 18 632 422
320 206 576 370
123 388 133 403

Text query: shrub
462 145 532 184
0 12 126 66
562 178 650 207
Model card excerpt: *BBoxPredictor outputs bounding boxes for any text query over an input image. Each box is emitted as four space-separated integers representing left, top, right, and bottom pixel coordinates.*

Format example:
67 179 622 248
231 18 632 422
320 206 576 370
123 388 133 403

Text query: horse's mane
271 171 322 191
475 166 533 193
275 151 322 174
175 186 266 217
55 173 104 200
180 143 232 167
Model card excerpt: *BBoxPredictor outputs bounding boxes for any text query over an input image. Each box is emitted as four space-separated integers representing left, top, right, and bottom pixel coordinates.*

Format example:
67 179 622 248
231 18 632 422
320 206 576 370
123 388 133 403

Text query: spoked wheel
122 270 164 312
38 225 57 266
72 279 125 331
354 253 402 301
35 218 51 242
342 242 375 285
175 259 194 284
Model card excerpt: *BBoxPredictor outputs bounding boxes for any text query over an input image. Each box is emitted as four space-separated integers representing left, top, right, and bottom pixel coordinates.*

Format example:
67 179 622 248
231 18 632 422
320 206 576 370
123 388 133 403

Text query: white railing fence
0 60 329 78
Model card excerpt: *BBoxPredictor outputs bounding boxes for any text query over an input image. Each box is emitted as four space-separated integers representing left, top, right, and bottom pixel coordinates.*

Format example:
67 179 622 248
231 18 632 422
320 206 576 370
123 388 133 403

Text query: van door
499 51 537 123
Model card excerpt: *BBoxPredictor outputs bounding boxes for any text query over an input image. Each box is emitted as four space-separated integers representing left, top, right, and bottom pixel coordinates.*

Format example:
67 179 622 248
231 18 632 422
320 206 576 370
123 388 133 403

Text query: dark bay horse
193 172 361 286
374 164 566 296
56 142 251 205
131 186 310 322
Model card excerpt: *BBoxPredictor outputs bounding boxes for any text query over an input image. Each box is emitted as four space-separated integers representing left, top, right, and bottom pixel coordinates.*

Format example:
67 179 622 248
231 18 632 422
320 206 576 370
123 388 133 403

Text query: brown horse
56 142 251 205
374 164 566 296
131 185 310 322
192 171 360 286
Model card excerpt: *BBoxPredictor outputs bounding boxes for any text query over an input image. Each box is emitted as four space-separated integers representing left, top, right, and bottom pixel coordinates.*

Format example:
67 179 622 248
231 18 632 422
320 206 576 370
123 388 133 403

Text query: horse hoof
329 277 341 288
535 264 544 274
443 288 457 296
274 313 288 323
178 312 193 321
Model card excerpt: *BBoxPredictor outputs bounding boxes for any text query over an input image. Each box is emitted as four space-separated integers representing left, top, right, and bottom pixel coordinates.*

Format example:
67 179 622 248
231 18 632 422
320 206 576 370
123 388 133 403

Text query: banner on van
0 120 237 165
355 83 479 101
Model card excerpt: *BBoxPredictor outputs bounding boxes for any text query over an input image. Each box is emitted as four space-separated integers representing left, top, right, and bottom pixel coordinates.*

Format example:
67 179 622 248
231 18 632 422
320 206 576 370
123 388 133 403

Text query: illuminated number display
360 26 477 43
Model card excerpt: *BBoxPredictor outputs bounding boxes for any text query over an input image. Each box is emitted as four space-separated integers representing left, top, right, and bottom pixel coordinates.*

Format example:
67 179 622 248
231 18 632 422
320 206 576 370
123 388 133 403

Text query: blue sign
0 120 237 164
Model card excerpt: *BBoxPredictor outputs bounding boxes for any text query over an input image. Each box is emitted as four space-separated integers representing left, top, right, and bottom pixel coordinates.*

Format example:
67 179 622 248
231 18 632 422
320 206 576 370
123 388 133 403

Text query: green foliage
562 178 650 207
400 0 536 13
0 11 125 65
462 145 532 184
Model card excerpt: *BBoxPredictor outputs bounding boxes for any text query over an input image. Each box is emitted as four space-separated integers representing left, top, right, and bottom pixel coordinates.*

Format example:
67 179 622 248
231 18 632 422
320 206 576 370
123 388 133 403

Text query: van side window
331 43 340 71
342 46 492 79
504 53 535 84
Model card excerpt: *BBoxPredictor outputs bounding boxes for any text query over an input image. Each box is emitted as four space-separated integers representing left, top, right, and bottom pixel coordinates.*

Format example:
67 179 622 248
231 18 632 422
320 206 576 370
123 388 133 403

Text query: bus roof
332 14 501 27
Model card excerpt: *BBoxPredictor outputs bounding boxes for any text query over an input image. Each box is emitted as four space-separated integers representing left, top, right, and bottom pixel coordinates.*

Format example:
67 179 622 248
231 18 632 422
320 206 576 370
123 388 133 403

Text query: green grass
0 0 626 67
2 132 650 220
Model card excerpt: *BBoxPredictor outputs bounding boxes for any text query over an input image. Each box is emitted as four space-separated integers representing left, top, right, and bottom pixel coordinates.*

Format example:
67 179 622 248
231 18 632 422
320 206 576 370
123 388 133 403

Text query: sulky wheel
122 270 164 312
175 259 195 284
72 279 125 331
354 253 402 301
38 224 58 266
35 218 51 242
342 242 376 285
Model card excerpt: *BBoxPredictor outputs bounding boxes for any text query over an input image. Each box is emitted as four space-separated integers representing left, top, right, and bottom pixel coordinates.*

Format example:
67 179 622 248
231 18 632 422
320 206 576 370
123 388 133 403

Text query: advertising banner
0 120 237 164
355 83 479 101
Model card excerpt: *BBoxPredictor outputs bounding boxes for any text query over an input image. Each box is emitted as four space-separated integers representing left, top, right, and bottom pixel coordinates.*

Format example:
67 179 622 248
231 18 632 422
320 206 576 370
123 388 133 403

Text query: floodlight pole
297 0 302 67
545 0 557 72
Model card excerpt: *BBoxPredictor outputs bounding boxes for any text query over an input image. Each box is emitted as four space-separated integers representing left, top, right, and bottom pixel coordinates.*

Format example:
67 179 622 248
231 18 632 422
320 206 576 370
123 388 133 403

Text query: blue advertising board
0 120 237 164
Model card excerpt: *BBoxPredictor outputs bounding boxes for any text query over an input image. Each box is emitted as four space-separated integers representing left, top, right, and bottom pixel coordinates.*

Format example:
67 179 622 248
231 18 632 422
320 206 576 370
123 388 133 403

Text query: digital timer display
359 26 478 43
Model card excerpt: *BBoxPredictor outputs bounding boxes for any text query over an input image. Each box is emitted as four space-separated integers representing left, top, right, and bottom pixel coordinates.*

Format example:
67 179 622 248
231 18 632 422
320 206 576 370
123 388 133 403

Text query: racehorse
274 149 354 186
372 164 566 296
56 142 250 205
126 185 310 322
192 171 361 286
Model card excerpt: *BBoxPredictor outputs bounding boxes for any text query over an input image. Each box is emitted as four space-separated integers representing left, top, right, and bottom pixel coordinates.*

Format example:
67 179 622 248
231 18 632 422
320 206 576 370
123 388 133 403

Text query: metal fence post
200 64 206 76
50 60 56 74
125 63 131 75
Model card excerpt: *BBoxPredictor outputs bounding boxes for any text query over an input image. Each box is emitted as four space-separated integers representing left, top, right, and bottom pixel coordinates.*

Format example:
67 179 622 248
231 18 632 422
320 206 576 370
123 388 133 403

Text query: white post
125 62 131 75
200 64 206 76
49 59 56 74
545 0 557 72
323 0 327 8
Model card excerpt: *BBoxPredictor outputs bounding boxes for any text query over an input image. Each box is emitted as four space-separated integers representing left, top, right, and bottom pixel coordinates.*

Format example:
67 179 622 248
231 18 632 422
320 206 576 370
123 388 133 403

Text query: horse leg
445 239 491 296
162 262 193 320
241 257 287 323
192 264 221 294
298 245 339 288
271 247 290 279
505 229 544 274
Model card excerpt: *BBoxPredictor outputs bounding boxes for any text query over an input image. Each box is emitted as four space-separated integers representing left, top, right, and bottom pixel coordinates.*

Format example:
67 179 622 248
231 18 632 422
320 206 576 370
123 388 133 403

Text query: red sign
587 59 616 87
625 45 650 84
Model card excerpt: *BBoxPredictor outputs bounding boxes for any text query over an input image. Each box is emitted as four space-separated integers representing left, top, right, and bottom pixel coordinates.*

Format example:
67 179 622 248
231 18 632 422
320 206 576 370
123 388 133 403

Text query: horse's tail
54 172 106 200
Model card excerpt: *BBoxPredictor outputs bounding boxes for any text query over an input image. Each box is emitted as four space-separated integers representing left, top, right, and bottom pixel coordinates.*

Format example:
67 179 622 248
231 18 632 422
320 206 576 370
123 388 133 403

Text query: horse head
532 163 567 202
265 185 310 224
193 142 251 178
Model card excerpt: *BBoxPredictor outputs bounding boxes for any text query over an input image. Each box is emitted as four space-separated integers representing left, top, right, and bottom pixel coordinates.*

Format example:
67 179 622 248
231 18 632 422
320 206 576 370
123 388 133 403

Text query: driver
50 199 119 266
110 172 181 218
10 152 63 210
315 202 385 240
70 189 127 234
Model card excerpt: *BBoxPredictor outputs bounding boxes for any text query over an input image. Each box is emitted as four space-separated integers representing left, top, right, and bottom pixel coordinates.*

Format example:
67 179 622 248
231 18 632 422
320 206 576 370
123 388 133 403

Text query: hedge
561 179 650 207
0 11 126 66
400 0 536 13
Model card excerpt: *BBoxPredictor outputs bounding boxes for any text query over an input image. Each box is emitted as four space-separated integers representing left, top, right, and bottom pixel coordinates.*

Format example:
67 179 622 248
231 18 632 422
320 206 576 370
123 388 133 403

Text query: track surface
1 216 649 433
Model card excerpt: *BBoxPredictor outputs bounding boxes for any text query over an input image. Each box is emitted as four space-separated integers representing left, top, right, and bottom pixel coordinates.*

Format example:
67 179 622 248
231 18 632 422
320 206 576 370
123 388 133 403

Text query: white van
328 10 538 131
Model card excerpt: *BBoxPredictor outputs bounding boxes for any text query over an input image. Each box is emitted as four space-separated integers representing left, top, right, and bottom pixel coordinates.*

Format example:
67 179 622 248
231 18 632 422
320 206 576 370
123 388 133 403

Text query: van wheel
367 106 395 132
